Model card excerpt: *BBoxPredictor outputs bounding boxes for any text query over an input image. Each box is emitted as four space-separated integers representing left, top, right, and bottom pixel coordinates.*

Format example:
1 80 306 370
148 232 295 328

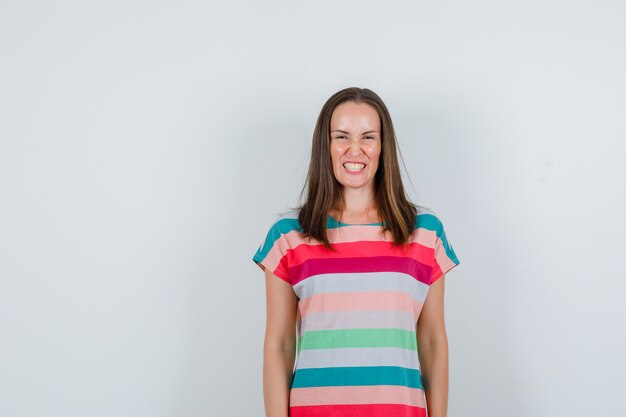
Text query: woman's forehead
330 102 380 131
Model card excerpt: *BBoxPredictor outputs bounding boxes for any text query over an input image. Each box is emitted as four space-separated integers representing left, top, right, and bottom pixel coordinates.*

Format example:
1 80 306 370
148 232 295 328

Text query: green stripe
298 328 417 351
291 366 423 389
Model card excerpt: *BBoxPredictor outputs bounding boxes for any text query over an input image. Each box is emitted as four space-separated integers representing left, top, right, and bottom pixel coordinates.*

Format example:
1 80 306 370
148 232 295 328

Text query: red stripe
290 255 433 286
430 261 443 285
290 403 427 417
276 256 291 284
290 240 433 268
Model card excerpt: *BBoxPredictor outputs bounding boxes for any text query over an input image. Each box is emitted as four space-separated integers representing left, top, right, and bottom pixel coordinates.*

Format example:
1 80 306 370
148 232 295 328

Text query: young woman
253 87 460 417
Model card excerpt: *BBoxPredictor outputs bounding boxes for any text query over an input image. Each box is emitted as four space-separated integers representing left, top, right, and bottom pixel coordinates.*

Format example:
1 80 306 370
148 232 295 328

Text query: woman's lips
343 162 366 174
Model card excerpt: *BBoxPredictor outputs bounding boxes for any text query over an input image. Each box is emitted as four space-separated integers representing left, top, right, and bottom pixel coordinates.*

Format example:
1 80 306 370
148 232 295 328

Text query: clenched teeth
343 163 365 171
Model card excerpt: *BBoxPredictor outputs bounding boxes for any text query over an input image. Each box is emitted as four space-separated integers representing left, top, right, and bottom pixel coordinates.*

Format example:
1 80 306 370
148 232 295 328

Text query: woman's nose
349 139 362 155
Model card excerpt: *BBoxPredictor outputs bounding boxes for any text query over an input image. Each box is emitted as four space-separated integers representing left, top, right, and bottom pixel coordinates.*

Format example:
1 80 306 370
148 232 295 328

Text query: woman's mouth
343 162 366 174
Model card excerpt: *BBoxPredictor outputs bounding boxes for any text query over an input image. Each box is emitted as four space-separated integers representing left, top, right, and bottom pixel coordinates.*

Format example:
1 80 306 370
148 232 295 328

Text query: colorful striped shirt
252 206 460 417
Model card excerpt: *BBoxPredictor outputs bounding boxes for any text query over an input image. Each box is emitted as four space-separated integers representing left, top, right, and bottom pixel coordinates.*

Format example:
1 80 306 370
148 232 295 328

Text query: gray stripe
300 310 416 331
294 271 429 303
295 347 421 370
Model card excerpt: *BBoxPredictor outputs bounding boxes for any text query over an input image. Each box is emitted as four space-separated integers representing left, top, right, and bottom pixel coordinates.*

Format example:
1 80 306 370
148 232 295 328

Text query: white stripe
294 271 429 304
296 347 421 370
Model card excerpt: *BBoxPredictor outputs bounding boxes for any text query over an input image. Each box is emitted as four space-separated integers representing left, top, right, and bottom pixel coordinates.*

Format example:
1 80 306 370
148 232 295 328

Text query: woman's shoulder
413 204 446 233
254 208 302 259
266 207 302 234
277 207 300 219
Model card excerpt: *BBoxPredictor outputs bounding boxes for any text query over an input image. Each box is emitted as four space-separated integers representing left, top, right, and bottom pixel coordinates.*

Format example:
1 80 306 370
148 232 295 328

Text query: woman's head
329 100 382 193
296 87 418 249
311 87 398 197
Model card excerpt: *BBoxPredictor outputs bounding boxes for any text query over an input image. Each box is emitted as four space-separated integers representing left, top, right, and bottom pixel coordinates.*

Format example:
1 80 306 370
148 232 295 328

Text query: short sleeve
430 215 460 285
252 216 292 284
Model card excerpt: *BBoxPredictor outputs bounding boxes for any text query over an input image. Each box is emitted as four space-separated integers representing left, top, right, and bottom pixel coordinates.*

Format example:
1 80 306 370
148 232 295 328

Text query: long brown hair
292 87 418 250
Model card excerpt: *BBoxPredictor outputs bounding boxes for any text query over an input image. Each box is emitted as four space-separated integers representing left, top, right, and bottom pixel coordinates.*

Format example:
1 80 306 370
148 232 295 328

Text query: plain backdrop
1 1 625 416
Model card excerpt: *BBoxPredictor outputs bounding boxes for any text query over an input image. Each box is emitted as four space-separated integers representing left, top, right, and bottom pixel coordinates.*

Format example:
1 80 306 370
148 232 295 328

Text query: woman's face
329 101 382 191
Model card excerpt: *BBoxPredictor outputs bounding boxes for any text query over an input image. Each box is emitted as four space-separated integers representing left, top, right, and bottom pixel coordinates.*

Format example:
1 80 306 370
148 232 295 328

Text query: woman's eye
364 136 374 140
335 135 347 139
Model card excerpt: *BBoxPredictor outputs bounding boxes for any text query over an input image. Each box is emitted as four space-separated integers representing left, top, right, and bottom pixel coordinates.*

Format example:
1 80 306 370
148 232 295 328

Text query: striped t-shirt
252 207 460 417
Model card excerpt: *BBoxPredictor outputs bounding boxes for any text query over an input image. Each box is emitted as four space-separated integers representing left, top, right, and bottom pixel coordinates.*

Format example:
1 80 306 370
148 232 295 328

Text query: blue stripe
253 211 458 265
416 212 459 264
253 216 301 263
291 366 423 389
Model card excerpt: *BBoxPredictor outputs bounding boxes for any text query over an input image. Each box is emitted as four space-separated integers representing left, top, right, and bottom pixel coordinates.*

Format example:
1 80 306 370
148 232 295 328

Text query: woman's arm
263 269 298 417
416 275 449 417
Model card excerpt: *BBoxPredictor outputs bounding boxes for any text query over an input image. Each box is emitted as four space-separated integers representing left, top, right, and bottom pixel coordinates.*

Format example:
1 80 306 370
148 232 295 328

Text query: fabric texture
252 206 460 417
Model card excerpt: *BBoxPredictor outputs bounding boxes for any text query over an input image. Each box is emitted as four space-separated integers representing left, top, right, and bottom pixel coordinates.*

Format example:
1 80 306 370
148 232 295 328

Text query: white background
1 1 625 416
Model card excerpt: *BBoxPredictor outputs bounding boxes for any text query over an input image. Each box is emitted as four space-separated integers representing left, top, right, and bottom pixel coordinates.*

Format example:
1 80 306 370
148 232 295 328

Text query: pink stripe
267 224 438 271
282 224 437 248
326 225 437 247
298 291 422 320
290 385 426 408
260 237 292 278
434 242 457 277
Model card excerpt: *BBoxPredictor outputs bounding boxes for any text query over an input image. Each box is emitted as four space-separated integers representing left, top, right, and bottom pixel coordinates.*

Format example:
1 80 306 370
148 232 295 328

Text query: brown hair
292 87 418 250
